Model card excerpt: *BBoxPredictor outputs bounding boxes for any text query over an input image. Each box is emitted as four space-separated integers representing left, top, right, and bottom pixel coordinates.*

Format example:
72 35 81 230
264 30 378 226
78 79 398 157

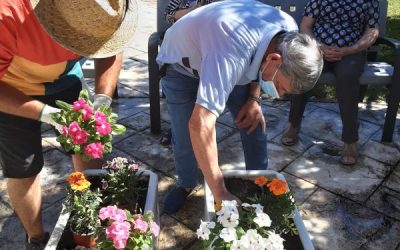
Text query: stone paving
1 0 400 249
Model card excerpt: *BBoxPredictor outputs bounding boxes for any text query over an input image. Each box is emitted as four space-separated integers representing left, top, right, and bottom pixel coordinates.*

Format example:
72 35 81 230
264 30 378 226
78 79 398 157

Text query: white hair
277 32 323 94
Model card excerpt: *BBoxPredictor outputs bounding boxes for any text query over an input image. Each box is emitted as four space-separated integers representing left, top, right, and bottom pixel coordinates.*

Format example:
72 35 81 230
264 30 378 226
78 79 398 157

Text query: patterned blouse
165 0 215 25
304 0 379 48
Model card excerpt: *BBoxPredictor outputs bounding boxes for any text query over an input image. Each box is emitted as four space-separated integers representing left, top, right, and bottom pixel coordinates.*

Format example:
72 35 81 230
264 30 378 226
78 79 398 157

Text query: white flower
219 227 237 242
253 211 272 228
238 229 263 249
230 240 243 250
196 220 214 240
264 231 285 250
241 203 251 208
217 211 239 228
251 204 264 214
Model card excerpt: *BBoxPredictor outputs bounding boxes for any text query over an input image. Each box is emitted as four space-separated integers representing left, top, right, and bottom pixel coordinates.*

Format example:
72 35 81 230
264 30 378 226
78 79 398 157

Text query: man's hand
39 104 62 130
321 45 345 62
93 94 112 110
235 98 266 134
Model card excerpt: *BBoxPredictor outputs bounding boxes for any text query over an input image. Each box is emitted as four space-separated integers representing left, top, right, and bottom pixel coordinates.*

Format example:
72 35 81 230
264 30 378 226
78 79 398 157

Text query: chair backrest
257 0 387 38
157 0 388 37
157 0 170 32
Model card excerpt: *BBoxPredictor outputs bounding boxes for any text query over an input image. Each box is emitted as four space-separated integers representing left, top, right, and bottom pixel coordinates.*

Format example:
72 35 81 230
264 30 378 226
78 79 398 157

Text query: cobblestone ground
1 0 400 249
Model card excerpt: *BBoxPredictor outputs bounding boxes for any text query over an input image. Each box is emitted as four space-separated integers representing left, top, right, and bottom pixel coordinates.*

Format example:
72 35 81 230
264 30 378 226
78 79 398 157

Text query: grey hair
276 32 323 94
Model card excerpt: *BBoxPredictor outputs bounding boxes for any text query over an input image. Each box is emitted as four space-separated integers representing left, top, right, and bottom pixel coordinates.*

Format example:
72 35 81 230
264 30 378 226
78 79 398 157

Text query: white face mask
259 63 280 98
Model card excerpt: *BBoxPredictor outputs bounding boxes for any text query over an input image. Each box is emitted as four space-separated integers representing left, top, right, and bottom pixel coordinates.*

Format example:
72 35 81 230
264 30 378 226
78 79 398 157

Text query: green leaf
112 124 126 135
79 89 90 100
55 100 73 111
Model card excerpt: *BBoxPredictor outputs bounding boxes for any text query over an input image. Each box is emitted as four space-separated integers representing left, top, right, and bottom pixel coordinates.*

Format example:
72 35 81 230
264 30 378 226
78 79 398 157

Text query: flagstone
281 173 318 204
157 214 197 250
285 143 390 202
302 189 400 250
361 140 400 166
366 185 400 221
41 150 73 187
262 105 290 140
300 108 381 146
114 132 175 176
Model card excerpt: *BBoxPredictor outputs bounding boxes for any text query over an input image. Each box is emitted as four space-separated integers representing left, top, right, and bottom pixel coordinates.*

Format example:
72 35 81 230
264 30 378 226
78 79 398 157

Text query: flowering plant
96 205 160 249
197 176 298 249
64 172 102 235
101 157 147 211
52 89 126 160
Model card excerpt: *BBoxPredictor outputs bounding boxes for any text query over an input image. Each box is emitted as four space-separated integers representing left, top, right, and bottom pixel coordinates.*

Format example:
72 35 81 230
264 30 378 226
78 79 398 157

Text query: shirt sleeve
196 54 246 116
0 9 16 80
303 0 320 19
366 1 380 28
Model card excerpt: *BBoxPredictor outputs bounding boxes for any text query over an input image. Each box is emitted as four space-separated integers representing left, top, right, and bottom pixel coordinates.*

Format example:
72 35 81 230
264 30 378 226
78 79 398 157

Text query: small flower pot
204 170 314 250
45 169 159 249
71 229 97 248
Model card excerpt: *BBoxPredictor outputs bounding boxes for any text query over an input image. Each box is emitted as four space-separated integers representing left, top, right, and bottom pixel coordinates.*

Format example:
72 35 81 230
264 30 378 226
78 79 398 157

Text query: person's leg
333 52 366 164
161 67 199 213
226 84 268 169
0 111 47 243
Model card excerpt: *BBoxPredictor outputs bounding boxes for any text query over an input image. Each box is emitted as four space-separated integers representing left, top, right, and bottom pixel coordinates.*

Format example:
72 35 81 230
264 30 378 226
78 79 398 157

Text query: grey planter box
45 168 159 250
204 169 314 250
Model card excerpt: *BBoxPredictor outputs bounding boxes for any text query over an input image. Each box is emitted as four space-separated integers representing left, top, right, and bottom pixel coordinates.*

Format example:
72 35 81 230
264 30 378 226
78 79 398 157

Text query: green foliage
64 187 102 235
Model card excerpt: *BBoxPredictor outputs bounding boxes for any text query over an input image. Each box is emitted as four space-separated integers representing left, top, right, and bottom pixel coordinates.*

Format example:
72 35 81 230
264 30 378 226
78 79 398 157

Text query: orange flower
254 176 268 186
67 172 91 191
267 179 288 196
214 201 222 212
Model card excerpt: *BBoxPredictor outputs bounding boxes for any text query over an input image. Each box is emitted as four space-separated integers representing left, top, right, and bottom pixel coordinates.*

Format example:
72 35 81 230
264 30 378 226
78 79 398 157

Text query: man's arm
189 104 238 202
0 83 44 120
94 53 123 97
341 27 379 56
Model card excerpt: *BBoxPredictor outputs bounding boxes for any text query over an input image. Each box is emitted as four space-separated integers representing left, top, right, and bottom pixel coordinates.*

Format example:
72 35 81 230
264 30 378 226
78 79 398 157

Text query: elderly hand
93 94 112 110
39 104 62 130
235 97 266 135
321 45 344 62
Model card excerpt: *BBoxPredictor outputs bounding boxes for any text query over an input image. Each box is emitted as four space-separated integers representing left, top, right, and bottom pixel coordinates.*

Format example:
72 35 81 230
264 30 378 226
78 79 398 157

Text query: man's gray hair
276 32 323 94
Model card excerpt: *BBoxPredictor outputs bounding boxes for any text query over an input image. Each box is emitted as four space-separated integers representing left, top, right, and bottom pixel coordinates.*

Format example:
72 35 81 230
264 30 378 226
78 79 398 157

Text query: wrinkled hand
235 99 266 135
39 104 62 130
93 94 112 110
321 45 345 62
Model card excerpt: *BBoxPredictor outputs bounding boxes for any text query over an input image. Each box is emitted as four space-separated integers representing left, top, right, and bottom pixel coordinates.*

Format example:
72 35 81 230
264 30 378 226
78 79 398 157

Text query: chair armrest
375 37 400 50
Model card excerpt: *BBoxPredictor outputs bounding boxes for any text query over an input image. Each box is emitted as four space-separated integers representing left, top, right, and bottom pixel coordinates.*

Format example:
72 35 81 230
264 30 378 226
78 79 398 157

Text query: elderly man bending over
157 0 323 214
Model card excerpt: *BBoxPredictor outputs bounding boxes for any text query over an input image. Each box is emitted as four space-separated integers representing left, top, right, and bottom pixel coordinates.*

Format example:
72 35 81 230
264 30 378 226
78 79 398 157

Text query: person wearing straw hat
0 0 137 248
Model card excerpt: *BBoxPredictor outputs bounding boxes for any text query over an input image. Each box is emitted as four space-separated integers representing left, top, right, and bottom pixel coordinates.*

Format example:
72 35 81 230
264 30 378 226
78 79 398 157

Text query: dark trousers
288 52 367 143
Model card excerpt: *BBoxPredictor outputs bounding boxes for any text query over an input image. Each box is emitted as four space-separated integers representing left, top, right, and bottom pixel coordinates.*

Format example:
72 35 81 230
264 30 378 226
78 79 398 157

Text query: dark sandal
281 125 300 146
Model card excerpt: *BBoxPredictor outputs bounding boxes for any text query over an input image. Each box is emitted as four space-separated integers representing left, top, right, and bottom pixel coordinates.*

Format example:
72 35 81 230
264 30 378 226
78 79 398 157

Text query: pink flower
106 221 131 247
128 164 139 171
150 221 160 236
109 209 127 222
70 129 88 145
96 121 112 135
99 205 117 221
113 238 128 249
61 126 68 136
84 142 104 159
101 179 108 189
133 218 148 233
68 121 81 136
94 111 107 125
81 106 93 121
73 98 87 111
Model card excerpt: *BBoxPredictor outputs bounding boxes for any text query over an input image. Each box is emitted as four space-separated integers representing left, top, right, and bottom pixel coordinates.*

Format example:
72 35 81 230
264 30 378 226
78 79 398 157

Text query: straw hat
30 0 138 58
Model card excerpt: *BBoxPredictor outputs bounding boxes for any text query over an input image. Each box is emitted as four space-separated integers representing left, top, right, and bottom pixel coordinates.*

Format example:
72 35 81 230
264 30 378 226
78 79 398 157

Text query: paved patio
1 0 400 249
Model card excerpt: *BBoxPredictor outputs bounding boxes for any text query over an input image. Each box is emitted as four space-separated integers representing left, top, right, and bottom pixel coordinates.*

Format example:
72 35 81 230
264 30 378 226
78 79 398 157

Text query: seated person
281 0 379 165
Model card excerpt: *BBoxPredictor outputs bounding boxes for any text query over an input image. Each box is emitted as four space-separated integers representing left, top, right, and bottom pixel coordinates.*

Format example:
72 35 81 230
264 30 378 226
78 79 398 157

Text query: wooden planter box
45 169 159 250
204 170 314 250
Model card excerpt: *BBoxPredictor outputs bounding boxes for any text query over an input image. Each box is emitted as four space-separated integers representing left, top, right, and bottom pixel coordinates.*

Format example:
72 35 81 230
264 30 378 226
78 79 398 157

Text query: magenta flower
81 106 93 121
150 221 160 236
61 126 68 136
72 98 87 111
113 238 128 249
70 129 88 145
133 218 148 233
68 121 81 136
84 142 104 159
94 111 107 125
99 205 117 221
96 121 112 135
128 164 139 171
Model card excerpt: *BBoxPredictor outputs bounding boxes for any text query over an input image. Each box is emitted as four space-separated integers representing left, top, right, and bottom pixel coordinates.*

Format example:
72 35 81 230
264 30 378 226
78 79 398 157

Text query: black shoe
164 186 192 214
25 232 50 250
